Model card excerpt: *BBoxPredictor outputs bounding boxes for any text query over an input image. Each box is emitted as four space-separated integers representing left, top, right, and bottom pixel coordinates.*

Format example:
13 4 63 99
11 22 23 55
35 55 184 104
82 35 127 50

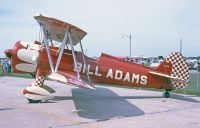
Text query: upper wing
34 14 87 45
48 72 96 90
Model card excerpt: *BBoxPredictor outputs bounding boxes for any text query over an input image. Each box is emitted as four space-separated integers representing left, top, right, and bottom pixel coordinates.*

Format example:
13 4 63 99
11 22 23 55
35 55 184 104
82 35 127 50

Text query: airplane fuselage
7 41 172 90
38 47 172 90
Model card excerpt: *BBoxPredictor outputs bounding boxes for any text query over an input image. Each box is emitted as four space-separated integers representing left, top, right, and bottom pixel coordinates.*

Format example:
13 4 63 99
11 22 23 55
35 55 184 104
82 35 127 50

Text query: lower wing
48 72 96 90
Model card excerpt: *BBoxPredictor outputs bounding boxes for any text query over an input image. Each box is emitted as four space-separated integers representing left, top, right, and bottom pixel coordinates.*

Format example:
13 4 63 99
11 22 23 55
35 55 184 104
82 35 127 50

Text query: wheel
27 98 41 103
163 91 170 98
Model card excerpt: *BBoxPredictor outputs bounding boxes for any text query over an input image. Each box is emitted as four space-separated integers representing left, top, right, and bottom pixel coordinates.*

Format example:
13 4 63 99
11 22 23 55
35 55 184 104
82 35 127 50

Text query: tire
27 98 41 103
163 91 170 98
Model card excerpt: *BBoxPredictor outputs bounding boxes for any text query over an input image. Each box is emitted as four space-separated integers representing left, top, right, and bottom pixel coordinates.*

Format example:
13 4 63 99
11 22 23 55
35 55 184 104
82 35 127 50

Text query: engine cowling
4 41 41 73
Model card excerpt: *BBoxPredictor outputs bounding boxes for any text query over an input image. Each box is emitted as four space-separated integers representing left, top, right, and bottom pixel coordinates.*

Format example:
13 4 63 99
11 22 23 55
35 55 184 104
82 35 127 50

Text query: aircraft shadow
0 108 13 111
71 87 144 120
120 95 200 103
53 96 73 101
52 91 200 104
170 93 200 103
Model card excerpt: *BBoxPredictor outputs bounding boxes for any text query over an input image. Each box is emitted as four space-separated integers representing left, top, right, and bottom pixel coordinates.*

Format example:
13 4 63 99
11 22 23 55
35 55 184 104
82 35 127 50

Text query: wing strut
41 22 69 74
54 31 68 72
36 15 95 89
41 24 55 73
41 24 82 82
68 31 81 79
79 40 91 84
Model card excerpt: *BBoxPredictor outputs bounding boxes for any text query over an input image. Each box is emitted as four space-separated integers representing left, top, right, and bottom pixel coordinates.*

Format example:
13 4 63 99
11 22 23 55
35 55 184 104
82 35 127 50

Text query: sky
0 0 200 58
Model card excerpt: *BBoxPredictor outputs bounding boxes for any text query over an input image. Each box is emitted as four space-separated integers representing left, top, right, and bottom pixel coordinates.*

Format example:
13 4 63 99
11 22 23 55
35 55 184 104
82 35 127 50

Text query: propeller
4 49 13 59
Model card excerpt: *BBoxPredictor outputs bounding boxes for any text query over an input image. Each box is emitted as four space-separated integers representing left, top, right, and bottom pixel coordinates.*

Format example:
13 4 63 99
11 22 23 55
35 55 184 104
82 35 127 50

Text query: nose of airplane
4 41 41 73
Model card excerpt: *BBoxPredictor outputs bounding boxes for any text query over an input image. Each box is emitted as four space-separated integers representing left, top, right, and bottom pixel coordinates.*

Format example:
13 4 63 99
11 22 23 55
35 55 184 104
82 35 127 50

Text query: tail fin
157 52 189 89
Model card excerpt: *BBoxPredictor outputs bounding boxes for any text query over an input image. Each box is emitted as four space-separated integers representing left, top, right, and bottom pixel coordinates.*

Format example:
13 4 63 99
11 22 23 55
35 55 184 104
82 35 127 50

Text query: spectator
2 59 9 75
8 59 11 73
0 59 3 76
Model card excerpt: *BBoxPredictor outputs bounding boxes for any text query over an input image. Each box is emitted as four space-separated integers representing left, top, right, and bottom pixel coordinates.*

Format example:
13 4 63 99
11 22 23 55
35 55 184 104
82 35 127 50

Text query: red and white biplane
4 14 189 103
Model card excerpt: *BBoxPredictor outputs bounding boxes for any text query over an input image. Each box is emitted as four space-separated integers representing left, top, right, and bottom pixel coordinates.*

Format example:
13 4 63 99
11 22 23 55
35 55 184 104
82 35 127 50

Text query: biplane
4 14 189 103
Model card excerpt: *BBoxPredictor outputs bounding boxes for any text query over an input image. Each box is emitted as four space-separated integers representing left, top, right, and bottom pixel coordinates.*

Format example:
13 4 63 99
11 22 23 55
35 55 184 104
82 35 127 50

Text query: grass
173 72 200 96
0 70 33 79
0 68 200 96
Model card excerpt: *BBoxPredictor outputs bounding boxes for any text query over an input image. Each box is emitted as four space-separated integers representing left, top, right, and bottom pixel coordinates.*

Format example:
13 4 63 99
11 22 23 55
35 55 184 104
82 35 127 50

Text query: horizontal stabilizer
149 71 187 83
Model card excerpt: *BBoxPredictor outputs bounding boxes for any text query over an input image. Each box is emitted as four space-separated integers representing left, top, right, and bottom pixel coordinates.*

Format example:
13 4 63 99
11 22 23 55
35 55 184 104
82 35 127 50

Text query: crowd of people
1 58 11 75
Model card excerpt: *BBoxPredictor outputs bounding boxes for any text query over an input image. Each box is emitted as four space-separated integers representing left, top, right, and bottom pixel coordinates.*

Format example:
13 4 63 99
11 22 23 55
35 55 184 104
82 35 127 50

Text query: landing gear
24 85 55 104
163 91 170 98
30 73 36 78
27 98 41 103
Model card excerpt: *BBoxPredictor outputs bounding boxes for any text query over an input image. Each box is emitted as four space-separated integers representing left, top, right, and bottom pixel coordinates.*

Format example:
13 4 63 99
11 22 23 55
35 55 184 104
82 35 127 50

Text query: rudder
165 52 189 89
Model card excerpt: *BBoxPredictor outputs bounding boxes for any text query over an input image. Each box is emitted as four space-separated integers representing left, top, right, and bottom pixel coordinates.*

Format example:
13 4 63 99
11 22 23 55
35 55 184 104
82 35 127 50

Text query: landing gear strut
163 91 170 98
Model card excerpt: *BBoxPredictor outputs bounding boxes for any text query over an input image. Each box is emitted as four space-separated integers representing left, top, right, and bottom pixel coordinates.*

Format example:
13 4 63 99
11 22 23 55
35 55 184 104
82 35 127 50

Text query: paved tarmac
0 76 200 128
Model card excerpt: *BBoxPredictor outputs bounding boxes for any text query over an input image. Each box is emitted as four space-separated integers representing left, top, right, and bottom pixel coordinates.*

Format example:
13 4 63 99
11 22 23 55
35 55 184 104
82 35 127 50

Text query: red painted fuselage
6 41 173 90
38 47 172 90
